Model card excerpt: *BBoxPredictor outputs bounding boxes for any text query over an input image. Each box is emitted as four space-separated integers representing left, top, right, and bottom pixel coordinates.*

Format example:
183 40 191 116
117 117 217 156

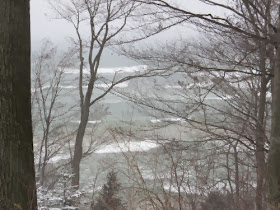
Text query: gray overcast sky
30 0 227 67
30 0 226 51
30 0 74 49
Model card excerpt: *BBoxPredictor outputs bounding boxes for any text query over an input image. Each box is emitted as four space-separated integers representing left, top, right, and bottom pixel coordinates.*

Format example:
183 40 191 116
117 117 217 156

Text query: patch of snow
266 92 272 98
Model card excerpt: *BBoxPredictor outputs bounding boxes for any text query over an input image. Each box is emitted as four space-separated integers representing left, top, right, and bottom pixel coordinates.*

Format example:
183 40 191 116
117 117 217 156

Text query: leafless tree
49 0 185 190
32 40 76 187
115 27 271 209
103 122 255 210
131 1 280 208
111 0 277 208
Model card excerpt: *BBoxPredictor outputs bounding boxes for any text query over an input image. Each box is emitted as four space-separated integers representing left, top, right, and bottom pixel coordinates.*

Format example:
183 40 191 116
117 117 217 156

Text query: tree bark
268 32 280 209
0 0 37 209
254 46 267 210
233 143 240 210
71 105 90 188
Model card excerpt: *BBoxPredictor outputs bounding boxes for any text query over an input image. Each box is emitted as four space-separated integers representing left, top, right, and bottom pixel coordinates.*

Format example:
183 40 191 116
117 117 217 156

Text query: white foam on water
64 65 148 74
150 118 186 123
48 154 70 164
71 120 101 124
95 140 159 154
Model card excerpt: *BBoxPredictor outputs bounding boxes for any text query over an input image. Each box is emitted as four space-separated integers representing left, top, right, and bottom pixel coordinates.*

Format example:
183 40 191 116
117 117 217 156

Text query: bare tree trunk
268 20 280 208
233 143 240 210
255 47 267 210
41 125 50 186
71 105 90 188
0 0 37 209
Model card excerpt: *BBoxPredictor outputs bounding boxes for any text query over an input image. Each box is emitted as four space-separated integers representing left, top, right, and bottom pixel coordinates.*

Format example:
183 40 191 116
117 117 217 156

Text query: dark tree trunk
71 105 90 188
255 47 267 210
268 29 280 208
0 0 37 209
71 45 97 189
233 143 240 210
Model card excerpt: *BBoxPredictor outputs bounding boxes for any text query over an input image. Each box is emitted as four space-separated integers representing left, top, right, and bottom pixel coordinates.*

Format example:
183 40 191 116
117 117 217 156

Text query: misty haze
0 0 278 210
